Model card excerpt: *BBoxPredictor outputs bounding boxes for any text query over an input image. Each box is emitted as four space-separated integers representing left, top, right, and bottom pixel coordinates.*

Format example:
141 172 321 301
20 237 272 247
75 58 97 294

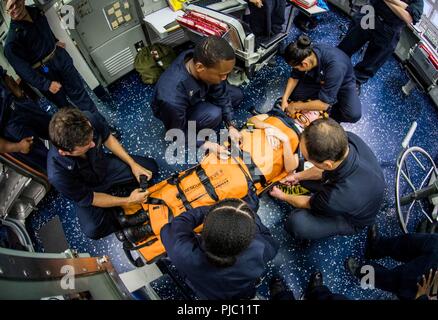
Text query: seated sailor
0 66 51 173
161 197 279 300
47 108 159 240
282 35 362 124
152 36 244 158
270 118 386 240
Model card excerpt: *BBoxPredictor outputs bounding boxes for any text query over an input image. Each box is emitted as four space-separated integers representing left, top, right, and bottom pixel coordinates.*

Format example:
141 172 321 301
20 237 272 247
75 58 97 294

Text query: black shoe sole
123 225 154 244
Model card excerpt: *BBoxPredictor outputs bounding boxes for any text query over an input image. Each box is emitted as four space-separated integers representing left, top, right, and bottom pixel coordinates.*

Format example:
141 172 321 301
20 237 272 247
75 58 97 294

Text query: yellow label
168 0 185 11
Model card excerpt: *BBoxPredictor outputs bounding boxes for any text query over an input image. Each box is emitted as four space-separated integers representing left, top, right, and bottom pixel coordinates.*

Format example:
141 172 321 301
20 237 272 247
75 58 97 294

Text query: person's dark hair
193 36 235 68
284 34 313 67
202 199 256 268
49 107 93 152
302 118 348 163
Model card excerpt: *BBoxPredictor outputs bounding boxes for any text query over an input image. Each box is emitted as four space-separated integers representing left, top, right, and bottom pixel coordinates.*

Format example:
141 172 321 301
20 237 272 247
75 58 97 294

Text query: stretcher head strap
268 105 302 137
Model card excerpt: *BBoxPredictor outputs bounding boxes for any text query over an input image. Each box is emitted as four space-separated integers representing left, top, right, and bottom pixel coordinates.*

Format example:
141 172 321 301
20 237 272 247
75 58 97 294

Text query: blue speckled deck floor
28 7 438 300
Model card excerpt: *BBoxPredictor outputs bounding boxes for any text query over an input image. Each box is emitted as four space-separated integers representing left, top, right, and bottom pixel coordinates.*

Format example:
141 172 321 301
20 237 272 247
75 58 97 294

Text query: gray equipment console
399 18 438 108
139 0 168 16
67 0 147 85
0 248 132 299
0 154 51 252
141 0 247 47
187 0 247 15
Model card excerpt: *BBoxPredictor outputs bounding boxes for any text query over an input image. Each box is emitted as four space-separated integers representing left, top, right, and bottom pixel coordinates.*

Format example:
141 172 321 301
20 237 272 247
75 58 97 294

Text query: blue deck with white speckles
28 8 438 300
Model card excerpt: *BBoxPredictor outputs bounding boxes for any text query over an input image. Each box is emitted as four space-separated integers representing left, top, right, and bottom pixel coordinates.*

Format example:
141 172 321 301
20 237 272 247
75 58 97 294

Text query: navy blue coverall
286 132 386 240
244 0 286 42
338 0 424 84
0 67 51 173
364 233 438 300
152 50 243 147
46 112 158 240
4 6 98 113
161 187 280 300
289 44 362 123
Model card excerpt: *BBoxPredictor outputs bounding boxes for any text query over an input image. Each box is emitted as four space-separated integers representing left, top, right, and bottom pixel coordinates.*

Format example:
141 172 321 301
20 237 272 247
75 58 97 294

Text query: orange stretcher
121 109 327 266
123 116 299 266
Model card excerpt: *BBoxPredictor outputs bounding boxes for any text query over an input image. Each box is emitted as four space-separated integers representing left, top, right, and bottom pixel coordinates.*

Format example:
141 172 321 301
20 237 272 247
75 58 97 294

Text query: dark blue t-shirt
47 112 111 207
290 45 356 106
151 50 234 131
160 189 279 300
309 132 386 227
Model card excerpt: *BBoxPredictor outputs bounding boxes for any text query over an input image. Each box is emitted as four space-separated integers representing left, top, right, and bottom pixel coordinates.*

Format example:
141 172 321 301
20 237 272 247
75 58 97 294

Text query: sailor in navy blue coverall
47 111 158 240
270 120 385 240
152 50 242 135
0 66 50 173
338 0 424 85
244 0 286 42
350 233 438 300
152 37 243 155
283 43 362 124
4 1 98 113
161 188 279 300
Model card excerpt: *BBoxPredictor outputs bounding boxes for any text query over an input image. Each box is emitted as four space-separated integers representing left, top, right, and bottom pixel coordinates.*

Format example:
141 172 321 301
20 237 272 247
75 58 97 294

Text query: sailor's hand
228 126 242 146
265 127 281 150
130 162 153 183
281 172 300 186
281 98 289 111
18 137 34 154
128 188 150 205
269 186 287 201
268 126 289 142
56 41 66 49
416 269 438 300
265 127 289 149
49 81 62 94
203 141 230 160
250 0 263 8
4 74 23 98
286 103 297 116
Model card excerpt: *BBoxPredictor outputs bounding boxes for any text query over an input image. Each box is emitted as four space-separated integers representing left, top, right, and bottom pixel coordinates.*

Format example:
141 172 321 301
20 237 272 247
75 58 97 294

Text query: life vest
121 114 300 265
